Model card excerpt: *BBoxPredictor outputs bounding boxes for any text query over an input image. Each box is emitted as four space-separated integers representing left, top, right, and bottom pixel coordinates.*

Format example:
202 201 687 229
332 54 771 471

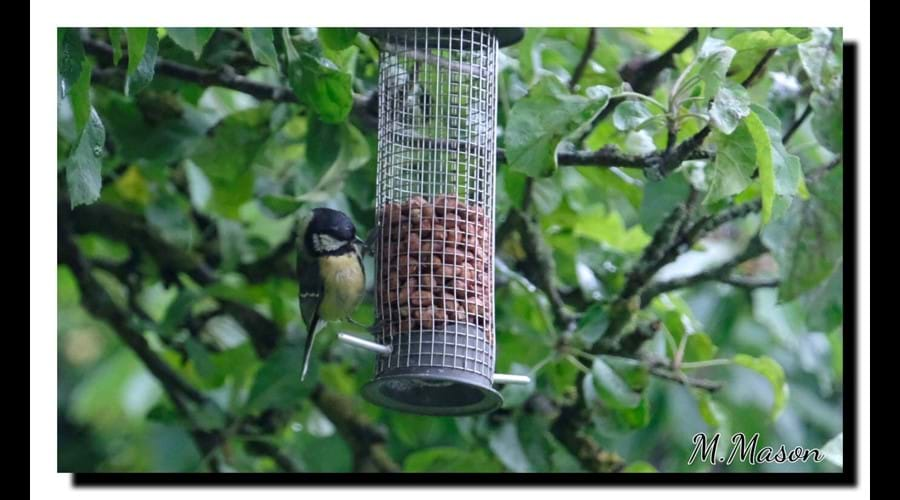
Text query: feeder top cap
359 28 525 47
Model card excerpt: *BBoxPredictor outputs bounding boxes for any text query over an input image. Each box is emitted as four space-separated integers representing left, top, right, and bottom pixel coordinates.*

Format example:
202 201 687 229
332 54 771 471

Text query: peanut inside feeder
357 28 518 416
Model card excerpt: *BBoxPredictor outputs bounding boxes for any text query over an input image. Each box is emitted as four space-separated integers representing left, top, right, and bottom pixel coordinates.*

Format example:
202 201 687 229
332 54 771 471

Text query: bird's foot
345 317 380 335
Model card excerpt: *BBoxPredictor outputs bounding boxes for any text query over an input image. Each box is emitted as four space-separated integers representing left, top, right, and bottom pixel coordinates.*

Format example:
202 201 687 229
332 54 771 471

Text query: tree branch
244 439 302 472
63 200 400 473
595 199 761 351
648 366 723 391
638 236 770 304
503 208 576 332
575 28 699 146
657 47 777 178
86 32 716 175
628 29 700 95
718 275 780 289
83 35 375 122
740 49 776 87
551 403 625 472
311 385 399 473
569 28 598 92
83 36 297 104
782 104 813 144
59 212 224 469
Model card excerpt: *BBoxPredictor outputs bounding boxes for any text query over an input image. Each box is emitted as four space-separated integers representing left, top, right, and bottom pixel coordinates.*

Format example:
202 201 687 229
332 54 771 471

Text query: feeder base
362 367 503 416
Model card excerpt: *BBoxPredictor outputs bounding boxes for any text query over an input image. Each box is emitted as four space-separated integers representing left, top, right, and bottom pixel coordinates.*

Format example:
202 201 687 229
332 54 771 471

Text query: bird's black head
304 207 358 256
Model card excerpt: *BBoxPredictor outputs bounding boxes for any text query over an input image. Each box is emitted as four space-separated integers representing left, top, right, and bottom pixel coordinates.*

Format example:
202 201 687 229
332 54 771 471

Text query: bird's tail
300 316 319 382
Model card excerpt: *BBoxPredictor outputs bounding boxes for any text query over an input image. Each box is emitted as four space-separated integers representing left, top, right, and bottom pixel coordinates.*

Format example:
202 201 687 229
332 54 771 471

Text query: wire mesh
374 28 499 383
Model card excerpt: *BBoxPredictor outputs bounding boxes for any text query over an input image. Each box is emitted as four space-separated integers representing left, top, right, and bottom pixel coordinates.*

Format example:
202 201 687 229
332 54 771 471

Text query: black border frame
71 41 859 488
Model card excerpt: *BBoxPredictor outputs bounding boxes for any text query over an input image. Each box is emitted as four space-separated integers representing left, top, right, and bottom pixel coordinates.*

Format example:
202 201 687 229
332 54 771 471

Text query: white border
33 1 869 498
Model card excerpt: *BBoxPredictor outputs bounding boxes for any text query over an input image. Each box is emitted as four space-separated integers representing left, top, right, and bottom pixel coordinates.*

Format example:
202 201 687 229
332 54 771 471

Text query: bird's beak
355 235 366 245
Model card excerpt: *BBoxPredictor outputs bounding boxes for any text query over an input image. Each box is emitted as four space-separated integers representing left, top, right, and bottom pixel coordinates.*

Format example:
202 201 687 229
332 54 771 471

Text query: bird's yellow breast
317 253 365 321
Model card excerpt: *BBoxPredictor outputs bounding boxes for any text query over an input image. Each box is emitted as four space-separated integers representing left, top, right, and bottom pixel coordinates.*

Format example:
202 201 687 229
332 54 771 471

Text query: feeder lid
492 28 525 47
359 27 525 47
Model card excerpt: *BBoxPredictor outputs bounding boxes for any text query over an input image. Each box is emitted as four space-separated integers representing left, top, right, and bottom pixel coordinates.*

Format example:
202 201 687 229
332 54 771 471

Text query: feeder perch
336 28 527 416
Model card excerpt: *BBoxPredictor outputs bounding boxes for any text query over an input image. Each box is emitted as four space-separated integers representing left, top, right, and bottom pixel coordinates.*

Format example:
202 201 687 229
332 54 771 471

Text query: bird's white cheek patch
314 234 346 253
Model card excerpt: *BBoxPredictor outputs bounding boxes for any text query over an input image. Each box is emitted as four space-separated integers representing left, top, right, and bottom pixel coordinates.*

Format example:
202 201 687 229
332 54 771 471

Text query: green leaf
709 80 750 134
612 100 653 131
501 363 536 408
726 29 812 51
109 28 124 65
822 432 843 468
694 37 736 99
306 116 341 167
761 165 843 301
640 173 690 233
752 105 804 198
488 421 533 472
166 28 216 60
592 357 641 409
113 165 151 205
318 28 358 51
306 122 371 192
184 338 215 379
809 88 843 154
125 28 158 96
574 304 610 345
732 354 789 420
404 447 504 472
289 52 353 123
260 195 305 217
622 461 657 472
66 108 106 208
806 263 843 332
696 391 729 429
244 28 280 71
57 28 85 100
574 204 650 252
191 104 273 218
684 333 718 363
601 355 650 391
798 29 842 154
186 399 227 432
183 159 212 210
146 192 194 248
744 111 775 223
159 289 202 337
243 344 313 415
146 403 181 425
614 392 651 429
70 350 145 426
623 130 656 155
707 122 756 202
68 58 93 137
505 78 611 177
799 28 842 95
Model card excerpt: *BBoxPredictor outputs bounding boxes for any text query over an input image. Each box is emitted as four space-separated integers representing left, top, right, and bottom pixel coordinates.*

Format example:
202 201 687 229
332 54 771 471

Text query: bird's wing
297 249 323 381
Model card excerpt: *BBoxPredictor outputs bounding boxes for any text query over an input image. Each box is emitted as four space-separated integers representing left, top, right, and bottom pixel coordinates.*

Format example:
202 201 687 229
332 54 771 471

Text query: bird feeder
337 28 528 416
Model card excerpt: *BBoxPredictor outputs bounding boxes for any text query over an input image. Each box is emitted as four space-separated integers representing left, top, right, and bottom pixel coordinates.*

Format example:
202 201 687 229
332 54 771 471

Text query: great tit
297 207 367 381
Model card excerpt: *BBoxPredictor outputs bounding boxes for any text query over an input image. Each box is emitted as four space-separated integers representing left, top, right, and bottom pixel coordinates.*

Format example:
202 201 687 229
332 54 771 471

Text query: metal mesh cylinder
362 28 501 415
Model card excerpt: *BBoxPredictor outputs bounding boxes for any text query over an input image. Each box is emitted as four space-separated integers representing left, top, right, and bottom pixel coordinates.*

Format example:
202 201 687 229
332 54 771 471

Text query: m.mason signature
689 432 825 466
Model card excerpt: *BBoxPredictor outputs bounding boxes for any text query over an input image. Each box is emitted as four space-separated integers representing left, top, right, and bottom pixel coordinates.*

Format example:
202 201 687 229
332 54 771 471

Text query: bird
297 207 367 381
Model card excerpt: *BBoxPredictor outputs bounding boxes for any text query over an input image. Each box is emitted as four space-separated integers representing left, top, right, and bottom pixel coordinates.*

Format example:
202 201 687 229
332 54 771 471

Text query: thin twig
783 104 813 144
649 366 723 391
638 236 770 304
569 28 598 92
740 49 777 87
575 28 699 146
